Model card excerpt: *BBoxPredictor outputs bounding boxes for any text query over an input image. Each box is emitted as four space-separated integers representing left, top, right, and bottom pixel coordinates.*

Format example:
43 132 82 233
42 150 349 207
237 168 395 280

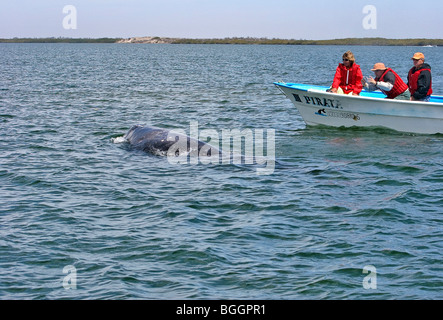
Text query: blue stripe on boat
274 82 443 103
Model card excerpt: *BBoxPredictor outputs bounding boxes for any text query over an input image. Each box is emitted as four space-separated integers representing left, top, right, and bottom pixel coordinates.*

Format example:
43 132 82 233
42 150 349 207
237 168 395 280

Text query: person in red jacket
329 51 363 95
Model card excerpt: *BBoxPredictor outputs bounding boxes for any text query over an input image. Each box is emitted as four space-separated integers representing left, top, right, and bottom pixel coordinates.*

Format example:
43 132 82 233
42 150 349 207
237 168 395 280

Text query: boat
274 82 443 134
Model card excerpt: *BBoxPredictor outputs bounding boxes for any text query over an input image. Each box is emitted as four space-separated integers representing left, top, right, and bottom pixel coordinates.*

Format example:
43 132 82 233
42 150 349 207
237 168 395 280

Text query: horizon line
1 36 443 40
1 36 442 46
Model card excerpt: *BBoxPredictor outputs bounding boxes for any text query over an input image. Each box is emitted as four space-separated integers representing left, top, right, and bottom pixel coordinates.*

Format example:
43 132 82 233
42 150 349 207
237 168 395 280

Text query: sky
0 0 442 39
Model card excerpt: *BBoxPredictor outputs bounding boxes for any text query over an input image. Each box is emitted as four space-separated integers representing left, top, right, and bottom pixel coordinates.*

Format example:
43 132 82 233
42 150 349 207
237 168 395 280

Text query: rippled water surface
0 43 442 299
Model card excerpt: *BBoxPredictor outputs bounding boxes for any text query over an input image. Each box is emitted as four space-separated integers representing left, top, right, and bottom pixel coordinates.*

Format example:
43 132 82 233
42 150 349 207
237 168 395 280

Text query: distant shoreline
0 37 442 46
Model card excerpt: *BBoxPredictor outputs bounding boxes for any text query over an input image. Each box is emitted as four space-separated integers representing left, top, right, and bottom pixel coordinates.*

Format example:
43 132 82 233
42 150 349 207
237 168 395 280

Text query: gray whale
123 125 220 158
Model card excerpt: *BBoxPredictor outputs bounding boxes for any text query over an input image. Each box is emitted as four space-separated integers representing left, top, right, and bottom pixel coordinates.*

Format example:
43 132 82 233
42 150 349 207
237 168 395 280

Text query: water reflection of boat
274 82 443 134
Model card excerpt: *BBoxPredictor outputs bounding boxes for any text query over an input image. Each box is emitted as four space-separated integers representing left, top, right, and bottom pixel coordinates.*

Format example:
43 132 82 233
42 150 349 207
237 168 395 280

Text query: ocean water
0 43 442 300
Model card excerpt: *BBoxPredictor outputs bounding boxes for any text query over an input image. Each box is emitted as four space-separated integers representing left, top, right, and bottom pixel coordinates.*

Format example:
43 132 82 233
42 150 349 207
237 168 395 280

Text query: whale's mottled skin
123 125 219 157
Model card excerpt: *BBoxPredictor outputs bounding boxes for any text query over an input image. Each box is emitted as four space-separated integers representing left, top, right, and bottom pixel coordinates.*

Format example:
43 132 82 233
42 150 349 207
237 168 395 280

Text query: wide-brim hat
371 63 387 71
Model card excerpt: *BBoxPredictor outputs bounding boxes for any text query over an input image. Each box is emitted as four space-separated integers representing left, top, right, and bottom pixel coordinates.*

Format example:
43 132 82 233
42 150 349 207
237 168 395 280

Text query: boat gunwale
274 82 443 106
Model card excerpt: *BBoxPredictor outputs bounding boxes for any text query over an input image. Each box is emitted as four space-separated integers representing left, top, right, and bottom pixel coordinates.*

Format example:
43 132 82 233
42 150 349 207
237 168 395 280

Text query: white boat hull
275 83 443 134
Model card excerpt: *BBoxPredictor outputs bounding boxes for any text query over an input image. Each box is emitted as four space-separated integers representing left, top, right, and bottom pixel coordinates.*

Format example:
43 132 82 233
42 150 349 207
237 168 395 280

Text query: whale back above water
123 125 218 157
